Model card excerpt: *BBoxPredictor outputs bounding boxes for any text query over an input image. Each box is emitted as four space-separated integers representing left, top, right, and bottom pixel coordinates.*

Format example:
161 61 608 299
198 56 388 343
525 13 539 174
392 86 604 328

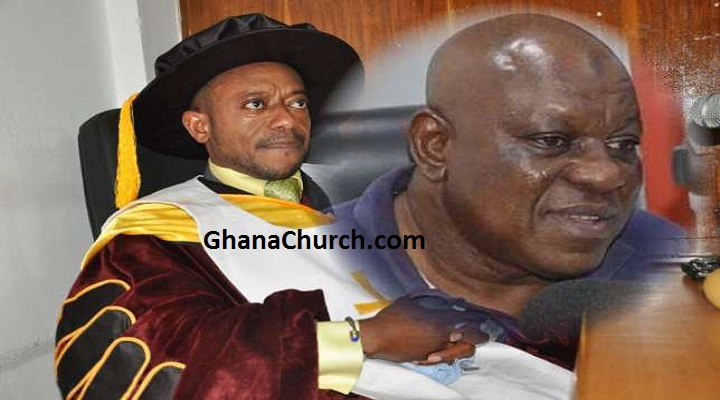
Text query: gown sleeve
54 234 359 400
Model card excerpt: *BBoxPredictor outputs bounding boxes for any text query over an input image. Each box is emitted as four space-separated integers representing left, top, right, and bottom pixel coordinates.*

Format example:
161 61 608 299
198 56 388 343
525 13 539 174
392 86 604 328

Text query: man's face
186 62 311 180
441 58 642 280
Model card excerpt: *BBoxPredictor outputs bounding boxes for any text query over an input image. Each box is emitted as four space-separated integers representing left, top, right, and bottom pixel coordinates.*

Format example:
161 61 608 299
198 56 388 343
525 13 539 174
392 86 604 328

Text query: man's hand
358 296 488 364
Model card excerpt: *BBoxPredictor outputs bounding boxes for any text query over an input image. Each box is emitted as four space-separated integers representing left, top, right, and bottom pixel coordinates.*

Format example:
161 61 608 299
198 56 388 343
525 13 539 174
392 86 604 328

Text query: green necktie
264 177 302 203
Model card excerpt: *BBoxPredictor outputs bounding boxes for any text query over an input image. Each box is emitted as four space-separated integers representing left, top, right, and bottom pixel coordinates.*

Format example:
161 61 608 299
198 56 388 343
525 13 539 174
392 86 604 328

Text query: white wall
102 0 183 104
0 1 180 398
89 0 182 109
138 0 182 82
104 0 147 104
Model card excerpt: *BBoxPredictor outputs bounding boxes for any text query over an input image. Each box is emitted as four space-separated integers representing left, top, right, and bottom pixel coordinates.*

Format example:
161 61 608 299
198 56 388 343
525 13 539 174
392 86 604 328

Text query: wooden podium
575 267 720 399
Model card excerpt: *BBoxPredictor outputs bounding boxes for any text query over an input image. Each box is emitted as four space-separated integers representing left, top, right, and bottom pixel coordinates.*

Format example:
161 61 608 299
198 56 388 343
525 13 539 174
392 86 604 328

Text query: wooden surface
575 267 720 399
179 0 634 71
178 0 720 94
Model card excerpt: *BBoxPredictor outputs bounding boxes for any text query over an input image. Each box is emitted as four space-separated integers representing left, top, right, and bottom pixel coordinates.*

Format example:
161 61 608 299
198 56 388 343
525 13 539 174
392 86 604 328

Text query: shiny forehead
426 14 632 112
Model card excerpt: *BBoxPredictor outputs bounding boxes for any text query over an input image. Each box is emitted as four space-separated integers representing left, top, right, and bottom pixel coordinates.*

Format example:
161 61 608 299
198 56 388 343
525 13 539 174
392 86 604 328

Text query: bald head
427 14 632 123
407 14 642 281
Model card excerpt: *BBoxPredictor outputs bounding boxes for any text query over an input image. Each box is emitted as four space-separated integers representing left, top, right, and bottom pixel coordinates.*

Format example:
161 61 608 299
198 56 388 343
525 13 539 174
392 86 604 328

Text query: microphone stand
674 95 720 277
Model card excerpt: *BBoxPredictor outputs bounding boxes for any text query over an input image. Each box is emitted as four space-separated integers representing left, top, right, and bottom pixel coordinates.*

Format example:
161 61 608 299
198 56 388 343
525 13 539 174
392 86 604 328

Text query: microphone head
689 94 720 129
519 279 648 342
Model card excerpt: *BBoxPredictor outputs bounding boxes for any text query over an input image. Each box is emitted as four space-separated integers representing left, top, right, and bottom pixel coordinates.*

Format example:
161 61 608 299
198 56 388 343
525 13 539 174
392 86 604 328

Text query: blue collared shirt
330 165 686 369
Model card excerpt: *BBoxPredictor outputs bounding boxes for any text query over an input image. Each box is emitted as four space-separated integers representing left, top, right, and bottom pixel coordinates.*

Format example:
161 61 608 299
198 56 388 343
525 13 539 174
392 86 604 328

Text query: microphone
688 94 720 129
673 94 720 239
519 280 648 342
682 94 720 147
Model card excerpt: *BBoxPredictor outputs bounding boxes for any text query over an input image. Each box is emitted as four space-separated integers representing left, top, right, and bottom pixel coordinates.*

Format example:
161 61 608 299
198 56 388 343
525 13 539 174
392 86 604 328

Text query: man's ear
181 110 210 144
407 108 451 181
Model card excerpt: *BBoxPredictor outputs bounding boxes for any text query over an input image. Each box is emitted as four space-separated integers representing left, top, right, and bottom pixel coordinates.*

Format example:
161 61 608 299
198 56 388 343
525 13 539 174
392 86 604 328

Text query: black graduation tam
115 13 362 207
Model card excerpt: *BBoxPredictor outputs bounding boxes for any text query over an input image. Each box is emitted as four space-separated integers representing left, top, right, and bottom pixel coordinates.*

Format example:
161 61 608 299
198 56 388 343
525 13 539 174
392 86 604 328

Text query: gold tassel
115 93 140 209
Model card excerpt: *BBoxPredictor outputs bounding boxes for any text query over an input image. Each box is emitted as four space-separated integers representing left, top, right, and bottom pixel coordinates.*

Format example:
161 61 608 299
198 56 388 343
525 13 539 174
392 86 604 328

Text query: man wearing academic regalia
54 14 479 400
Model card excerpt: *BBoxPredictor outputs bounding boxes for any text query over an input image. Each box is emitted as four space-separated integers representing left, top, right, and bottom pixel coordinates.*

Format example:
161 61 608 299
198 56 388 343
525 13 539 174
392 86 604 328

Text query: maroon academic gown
55 178 368 399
